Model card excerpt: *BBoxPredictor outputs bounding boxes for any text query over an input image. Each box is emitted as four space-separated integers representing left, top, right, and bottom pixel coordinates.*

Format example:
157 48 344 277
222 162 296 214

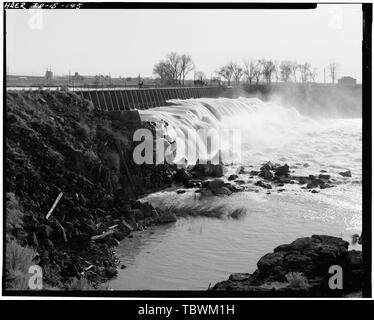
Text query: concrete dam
76 84 362 118
77 86 225 111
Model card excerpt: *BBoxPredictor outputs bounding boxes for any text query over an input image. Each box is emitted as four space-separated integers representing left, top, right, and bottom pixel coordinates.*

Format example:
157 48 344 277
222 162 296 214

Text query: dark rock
319 184 333 189
275 164 290 177
119 218 133 235
274 244 294 252
105 267 118 278
208 179 225 190
36 225 54 239
159 212 177 224
192 161 223 177
228 174 238 181
211 235 361 296
339 170 352 177
229 273 251 281
174 168 191 183
311 235 349 249
259 169 274 181
184 179 202 188
82 220 98 236
229 208 246 219
250 170 259 176
237 166 246 174
254 180 272 189
177 189 186 194
257 252 285 275
132 209 144 221
212 186 232 196
113 230 127 241
283 253 316 276
318 174 331 180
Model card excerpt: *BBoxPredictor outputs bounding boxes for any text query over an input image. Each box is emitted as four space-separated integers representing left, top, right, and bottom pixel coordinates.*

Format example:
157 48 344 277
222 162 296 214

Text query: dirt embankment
5 90 177 290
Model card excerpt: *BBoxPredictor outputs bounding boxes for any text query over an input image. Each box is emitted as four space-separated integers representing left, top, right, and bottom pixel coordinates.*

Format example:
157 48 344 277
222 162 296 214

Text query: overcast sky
6 4 362 82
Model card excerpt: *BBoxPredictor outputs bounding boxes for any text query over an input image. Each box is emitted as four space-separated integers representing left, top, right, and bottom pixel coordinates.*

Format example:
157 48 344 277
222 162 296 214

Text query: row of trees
218 60 338 86
153 52 194 85
153 52 339 86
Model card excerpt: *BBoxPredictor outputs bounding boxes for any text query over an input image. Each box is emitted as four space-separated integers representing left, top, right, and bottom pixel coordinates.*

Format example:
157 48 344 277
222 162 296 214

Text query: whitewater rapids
110 97 362 290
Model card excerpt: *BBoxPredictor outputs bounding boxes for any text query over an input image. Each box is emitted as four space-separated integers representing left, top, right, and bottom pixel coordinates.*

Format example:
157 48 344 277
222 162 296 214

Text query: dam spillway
74 83 362 118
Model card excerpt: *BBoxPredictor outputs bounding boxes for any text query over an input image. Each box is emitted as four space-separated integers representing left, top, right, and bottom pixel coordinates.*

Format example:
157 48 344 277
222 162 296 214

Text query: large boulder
210 235 363 296
275 164 290 177
283 253 316 276
191 161 224 177
339 170 352 177
174 168 192 184
257 252 285 275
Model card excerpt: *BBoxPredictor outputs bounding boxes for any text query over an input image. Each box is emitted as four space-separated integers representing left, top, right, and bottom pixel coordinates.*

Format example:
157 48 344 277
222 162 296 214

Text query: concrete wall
78 87 224 111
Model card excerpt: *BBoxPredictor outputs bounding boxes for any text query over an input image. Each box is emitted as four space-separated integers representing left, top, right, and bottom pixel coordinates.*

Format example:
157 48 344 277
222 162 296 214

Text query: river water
110 97 362 290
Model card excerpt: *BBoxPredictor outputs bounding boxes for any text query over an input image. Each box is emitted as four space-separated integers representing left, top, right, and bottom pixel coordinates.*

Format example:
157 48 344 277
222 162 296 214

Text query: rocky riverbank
5 90 181 290
210 235 363 297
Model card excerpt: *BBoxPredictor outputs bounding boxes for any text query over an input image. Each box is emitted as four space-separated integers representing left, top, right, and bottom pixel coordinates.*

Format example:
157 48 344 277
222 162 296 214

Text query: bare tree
232 62 243 85
273 60 280 83
243 58 258 85
309 67 318 83
299 62 311 83
329 62 338 84
195 71 206 82
259 59 276 84
252 60 262 84
243 58 251 84
153 60 174 85
194 71 207 85
290 61 299 82
166 52 182 84
153 52 195 85
279 61 293 82
180 54 194 85
218 62 235 86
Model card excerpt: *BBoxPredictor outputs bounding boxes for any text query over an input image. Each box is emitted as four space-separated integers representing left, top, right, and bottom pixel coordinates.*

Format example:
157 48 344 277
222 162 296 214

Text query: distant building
338 76 356 85
45 69 53 80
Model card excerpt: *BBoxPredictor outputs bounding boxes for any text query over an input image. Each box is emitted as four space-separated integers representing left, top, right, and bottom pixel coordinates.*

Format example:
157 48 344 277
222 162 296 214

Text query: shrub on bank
5 240 38 290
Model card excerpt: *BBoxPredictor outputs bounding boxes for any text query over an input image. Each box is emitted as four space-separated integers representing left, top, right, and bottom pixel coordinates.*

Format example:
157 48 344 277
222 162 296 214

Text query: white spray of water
139 97 361 173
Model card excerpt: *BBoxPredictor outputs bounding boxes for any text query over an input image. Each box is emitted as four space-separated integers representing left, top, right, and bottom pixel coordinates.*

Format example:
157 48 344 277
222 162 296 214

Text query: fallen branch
55 219 67 242
91 229 114 241
84 265 94 271
46 192 63 220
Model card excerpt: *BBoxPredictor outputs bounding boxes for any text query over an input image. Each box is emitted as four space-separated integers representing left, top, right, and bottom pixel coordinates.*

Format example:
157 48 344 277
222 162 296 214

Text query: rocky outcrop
5 91 179 289
210 235 363 297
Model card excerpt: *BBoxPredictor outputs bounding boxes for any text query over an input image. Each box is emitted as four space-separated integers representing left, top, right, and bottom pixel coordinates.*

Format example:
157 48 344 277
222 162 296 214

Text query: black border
3 2 317 9
2 2 372 299
362 2 372 299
